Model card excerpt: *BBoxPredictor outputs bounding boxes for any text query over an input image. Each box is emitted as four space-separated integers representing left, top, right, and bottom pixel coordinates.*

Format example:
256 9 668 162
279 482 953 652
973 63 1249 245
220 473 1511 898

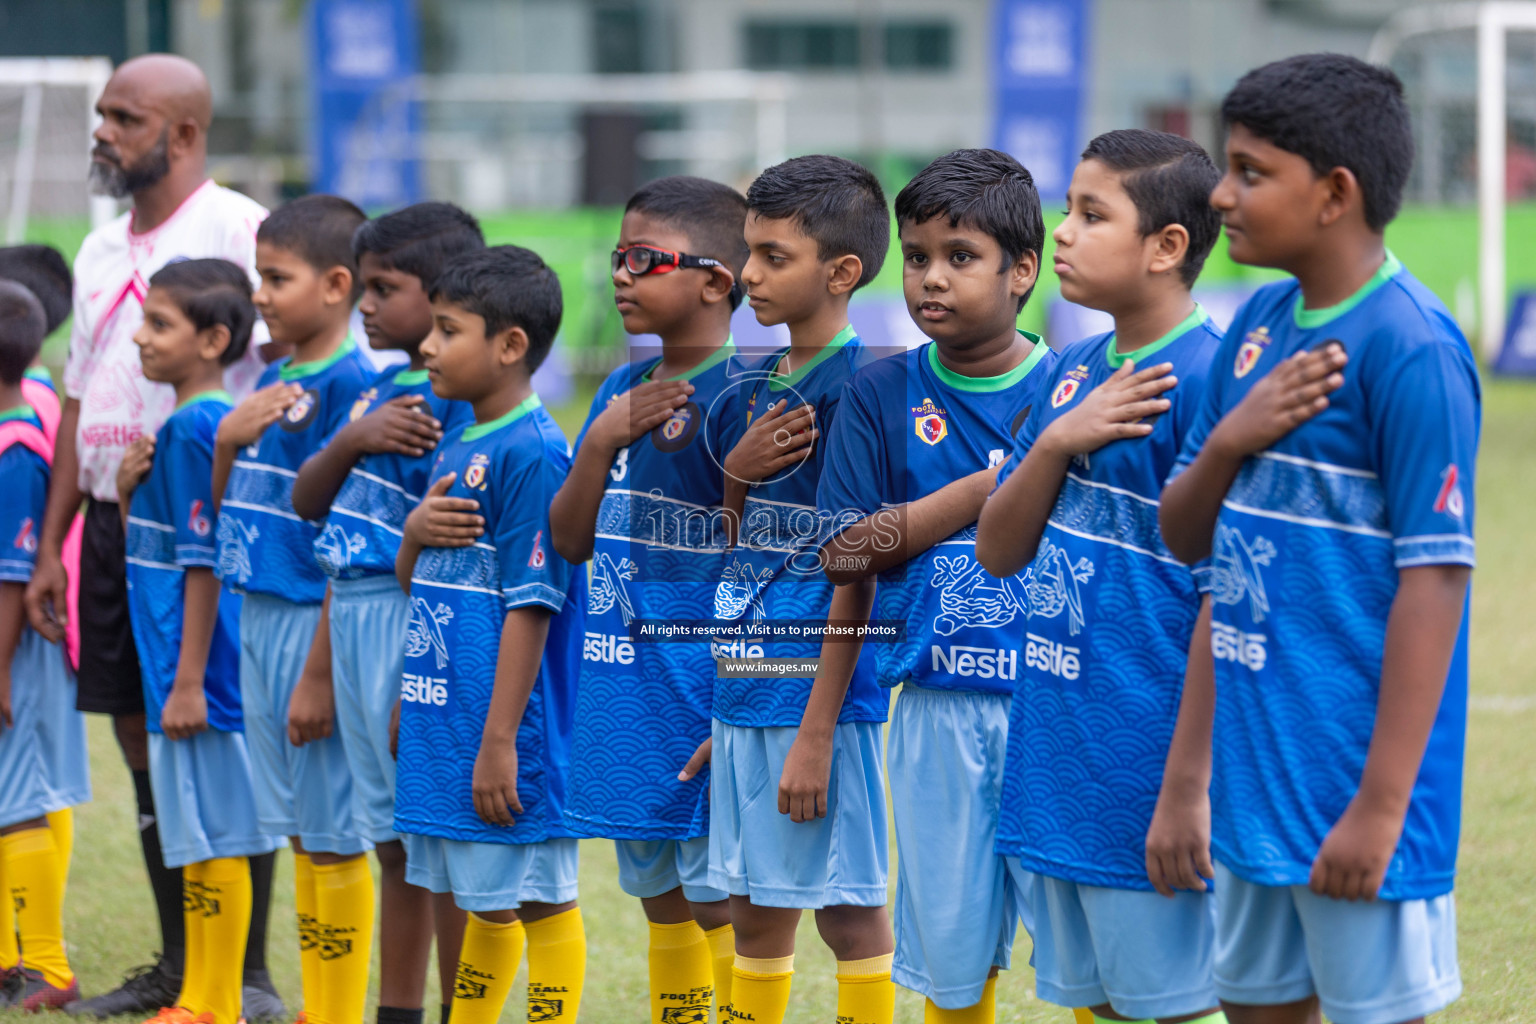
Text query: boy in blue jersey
211 195 378 1024
1157 55 1479 1024
0 281 90 1011
685 155 897 1024
975 130 1227 1024
390 245 587 1024
818 149 1057 1023
118 259 279 1024
290 203 484 1024
547 176 748 1024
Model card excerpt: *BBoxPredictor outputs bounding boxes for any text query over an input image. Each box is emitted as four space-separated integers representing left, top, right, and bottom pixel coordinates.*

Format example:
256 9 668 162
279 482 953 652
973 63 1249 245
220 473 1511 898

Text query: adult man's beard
88 129 171 199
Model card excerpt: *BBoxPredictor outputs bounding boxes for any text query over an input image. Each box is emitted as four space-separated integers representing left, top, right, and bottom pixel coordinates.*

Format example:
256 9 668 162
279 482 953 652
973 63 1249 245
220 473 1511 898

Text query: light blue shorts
708 719 888 909
238 593 369 855
1213 863 1461 1024
329 575 409 845
615 837 725 905
1006 861 1218 1019
889 683 1022 1009
148 730 282 869
403 833 579 913
0 631 90 827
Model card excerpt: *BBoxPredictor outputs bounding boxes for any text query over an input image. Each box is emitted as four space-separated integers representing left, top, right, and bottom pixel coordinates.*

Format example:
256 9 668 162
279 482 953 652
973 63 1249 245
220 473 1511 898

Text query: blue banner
309 0 422 207
1494 291 1536 375
990 0 1090 199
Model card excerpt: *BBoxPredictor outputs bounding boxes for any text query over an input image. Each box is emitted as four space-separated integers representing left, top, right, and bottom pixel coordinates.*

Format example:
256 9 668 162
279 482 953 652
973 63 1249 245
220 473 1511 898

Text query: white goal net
0 58 115 244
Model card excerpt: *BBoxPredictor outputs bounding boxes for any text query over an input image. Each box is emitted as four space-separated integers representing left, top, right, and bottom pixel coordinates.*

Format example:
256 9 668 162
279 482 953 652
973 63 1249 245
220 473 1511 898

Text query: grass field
0 376 1526 1024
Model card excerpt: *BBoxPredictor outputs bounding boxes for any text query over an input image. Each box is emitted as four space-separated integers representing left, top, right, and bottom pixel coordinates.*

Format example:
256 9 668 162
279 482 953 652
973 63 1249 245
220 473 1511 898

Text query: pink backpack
0 378 83 670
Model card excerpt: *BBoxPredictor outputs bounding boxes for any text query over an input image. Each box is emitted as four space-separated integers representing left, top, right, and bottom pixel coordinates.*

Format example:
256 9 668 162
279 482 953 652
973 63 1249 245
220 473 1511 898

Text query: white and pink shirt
64 180 269 502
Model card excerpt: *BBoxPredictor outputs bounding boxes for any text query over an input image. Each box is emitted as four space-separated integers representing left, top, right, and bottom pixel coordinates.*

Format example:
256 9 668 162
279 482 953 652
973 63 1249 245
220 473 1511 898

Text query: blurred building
0 0 1531 207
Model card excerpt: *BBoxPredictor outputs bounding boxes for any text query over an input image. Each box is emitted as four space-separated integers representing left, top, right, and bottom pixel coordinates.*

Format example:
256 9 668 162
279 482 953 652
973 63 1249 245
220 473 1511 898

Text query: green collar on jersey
1106 304 1210 369
926 331 1049 393
463 393 542 442
392 367 429 386
1292 250 1403 329
280 334 358 382
0 404 34 423
176 389 234 411
766 324 857 391
642 336 736 383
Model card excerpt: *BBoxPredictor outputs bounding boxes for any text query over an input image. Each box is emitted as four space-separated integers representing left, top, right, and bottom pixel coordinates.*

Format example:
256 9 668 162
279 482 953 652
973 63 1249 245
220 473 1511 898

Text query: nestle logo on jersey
1212 621 1267 671
931 643 1016 680
1024 632 1080 680
401 672 448 706
583 631 635 665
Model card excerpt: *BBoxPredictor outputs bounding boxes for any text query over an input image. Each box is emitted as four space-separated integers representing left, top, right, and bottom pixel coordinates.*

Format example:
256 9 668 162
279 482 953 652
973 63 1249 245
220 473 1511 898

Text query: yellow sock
2 827 72 988
45 809 72 893
647 920 712 1024
294 853 324 1018
1075 1011 1096 1024
923 974 995 1024
195 857 251 1024
524 908 585 1023
836 953 895 1024
0 847 16 971
452 913 526 1024
703 924 734 1016
312 856 375 1024
178 861 208 1014
729 954 793 1024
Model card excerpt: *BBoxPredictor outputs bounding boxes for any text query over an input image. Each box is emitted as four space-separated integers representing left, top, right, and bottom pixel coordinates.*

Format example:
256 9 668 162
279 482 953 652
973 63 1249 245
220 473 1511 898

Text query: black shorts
75 499 144 716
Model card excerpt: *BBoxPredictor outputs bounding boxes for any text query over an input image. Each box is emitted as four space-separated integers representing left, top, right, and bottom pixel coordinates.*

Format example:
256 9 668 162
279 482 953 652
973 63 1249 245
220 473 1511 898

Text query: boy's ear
196 323 232 364
1318 166 1364 228
826 255 863 298
321 265 356 306
494 324 531 367
1008 250 1040 299
1147 223 1192 278
699 266 737 307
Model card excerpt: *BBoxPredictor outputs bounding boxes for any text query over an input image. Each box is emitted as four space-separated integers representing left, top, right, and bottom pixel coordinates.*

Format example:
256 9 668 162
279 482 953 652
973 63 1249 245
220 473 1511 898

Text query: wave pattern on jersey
1224 452 1388 535
219 463 329 601
394 580 560 844
318 470 413 578
997 543 1200 889
1207 516 1436 892
1049 472 1179 563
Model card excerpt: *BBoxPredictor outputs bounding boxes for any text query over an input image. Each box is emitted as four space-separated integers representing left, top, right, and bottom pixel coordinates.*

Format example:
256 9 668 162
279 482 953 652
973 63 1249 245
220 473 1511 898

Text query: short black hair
1081 129 1222 286
746 155 889 289
429 246 562 374
626 176 750 304
1221 53 1413 232
0 280 46 386
256 194 368 299
352 201 486 288
148 259 256 367
895 148 1045 311
0 245 71 335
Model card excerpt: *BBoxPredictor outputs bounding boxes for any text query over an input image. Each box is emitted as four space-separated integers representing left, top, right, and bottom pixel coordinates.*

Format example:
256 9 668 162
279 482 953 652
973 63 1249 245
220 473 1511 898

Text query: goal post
1370 2 1536 361
0 57 116 244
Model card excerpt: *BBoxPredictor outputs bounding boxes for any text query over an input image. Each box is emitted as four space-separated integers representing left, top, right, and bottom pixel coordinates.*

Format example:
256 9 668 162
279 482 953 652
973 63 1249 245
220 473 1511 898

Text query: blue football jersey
216 337 374 603
394 396 585 844
0 407 49 589
1171 254 1480 900
564 341 750 840
817 337 1057 696
127 393 244 733
993 309 1221 890
315 367 474 580
713 327 887 728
